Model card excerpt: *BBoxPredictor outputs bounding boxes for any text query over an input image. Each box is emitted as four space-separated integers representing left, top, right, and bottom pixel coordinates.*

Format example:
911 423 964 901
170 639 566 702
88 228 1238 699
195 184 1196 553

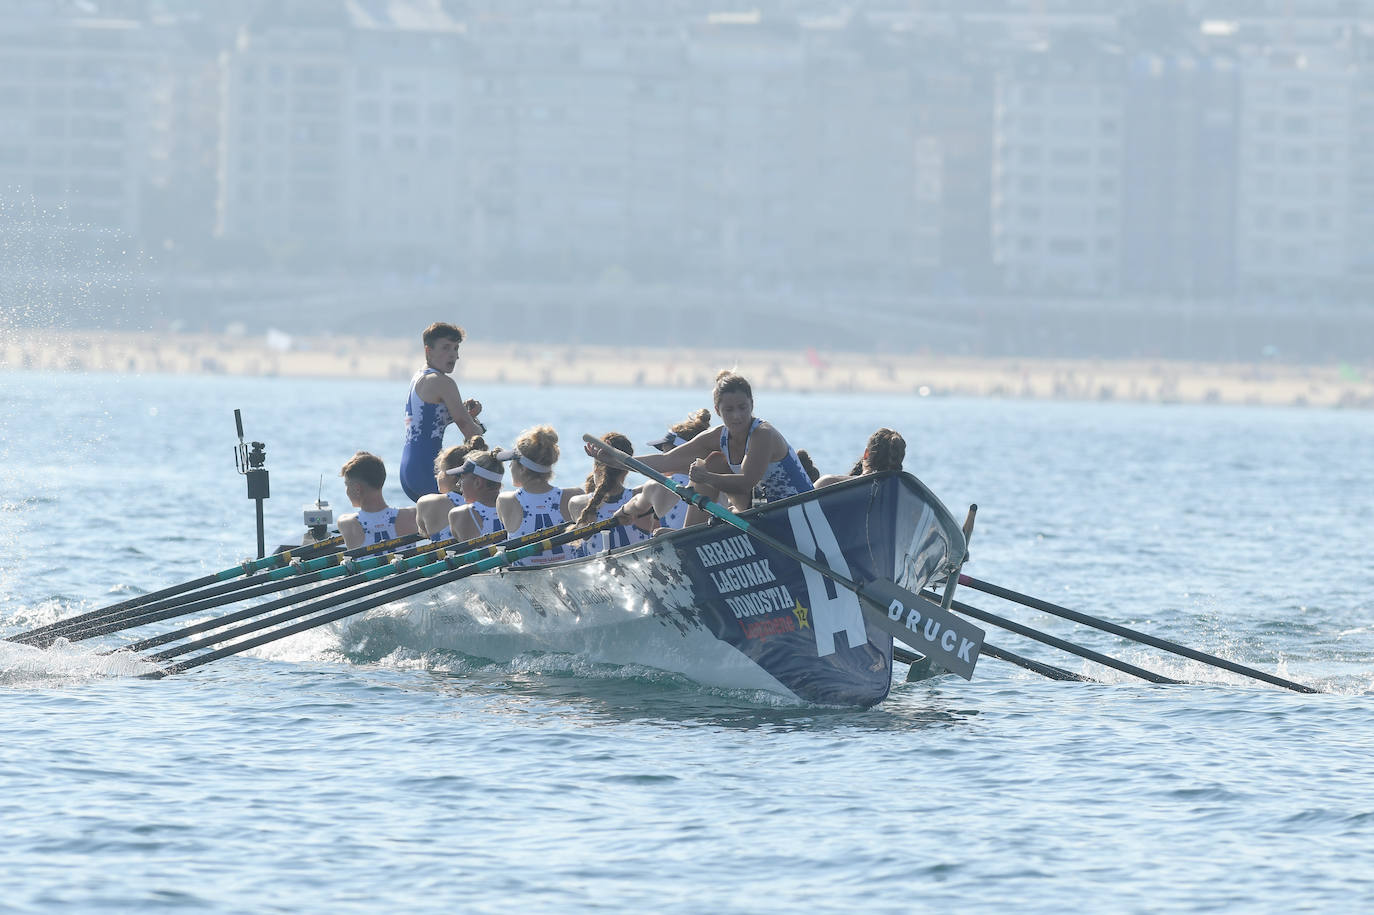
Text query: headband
446 460 504 483
648 432 688 450
496 448 552 474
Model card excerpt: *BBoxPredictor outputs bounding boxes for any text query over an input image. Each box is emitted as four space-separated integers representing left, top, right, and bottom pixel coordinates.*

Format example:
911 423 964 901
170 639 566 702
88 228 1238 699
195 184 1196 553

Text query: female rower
587 371 811 526
814 428 906 487
568 432 654 556
497 425 582 564
448 449 507 542
415 436 486 541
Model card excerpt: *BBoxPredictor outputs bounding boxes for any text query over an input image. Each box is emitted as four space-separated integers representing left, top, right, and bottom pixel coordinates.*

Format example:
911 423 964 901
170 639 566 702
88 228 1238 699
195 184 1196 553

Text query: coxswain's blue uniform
400 368 452 502
721 419 814 505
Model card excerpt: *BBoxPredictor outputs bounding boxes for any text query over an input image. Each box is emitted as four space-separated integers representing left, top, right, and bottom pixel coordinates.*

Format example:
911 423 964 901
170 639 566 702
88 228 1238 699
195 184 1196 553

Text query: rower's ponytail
578 432 632 526
862 428 906 474
671 408 712 441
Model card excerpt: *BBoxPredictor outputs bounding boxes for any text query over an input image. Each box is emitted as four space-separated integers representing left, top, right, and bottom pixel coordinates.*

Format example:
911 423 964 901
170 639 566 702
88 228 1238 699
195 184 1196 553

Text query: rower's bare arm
634 429 716 474
425 373 482 439
338 515 363 550
396 507 419 538
496 492 522 534
450 505 479 541
614 489 653 525
647 482 680 518
559 486 584 520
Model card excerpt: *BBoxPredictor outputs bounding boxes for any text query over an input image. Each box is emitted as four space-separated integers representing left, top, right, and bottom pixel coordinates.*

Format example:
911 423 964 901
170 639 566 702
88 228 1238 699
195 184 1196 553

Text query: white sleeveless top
510 487 566 565
464 502 504 538
570 488 650 557
354 507 400 546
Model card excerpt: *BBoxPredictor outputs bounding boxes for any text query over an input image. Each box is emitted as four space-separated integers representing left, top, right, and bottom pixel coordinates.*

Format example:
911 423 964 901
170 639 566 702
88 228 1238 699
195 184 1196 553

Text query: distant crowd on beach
3 328 1372 410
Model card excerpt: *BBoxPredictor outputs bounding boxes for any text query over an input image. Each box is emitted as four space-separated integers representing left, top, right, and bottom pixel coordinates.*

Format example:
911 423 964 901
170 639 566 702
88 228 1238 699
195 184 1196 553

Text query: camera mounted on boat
233 409 270 559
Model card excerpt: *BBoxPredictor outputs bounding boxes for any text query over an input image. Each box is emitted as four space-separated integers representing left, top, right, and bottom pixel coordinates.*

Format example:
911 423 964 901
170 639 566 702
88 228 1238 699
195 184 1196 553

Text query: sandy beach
2 328 1371 409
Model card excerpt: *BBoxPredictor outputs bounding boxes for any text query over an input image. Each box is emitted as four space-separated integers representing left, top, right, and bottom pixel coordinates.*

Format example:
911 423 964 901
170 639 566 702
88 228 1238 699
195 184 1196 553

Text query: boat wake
0 637 160 687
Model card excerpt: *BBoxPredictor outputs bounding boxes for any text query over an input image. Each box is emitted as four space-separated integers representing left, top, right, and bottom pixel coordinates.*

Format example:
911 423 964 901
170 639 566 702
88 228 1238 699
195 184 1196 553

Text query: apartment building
1233 50 1353 297
1121 49 1238 296
0 12 150 236
992 40 1126 295
218 1 466 266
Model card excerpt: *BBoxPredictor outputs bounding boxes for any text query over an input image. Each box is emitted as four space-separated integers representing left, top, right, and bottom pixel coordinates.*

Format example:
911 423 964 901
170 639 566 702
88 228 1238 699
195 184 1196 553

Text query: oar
144 515 620 676
895 643 1093 683
4 527 416 647
934 593 1179 684
582 434 985 679
958 575 1321 694
128 526 522 656
16 531 427 648
84 535 470 646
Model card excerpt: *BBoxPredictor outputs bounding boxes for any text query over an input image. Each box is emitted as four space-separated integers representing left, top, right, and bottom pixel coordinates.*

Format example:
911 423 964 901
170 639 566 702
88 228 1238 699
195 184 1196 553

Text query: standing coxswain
400 322 485 502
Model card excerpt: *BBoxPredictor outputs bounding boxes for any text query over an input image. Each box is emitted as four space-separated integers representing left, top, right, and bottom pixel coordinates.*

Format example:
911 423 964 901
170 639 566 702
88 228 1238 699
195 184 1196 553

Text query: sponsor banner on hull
666 479 932 707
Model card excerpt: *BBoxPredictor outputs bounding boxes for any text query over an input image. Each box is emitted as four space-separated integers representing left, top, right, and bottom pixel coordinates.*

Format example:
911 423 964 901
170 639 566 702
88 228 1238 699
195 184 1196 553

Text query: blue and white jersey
400 368 452 502
464 502 503 538
569 489 650 558
510 487 566 565
659 473 690 530
721 419 814 505
354 507 400 545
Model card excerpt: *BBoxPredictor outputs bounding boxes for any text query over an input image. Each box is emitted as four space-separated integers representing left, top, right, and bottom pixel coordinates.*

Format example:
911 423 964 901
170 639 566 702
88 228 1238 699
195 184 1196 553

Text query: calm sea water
2 370 1373 913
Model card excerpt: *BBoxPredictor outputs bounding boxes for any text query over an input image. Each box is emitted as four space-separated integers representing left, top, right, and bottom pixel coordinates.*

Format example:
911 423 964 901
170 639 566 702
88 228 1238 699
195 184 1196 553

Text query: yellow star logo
792 600 811 630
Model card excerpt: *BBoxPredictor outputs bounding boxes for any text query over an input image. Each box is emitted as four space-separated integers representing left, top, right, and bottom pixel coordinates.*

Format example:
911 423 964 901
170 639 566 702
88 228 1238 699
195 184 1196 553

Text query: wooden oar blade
857 577 984 680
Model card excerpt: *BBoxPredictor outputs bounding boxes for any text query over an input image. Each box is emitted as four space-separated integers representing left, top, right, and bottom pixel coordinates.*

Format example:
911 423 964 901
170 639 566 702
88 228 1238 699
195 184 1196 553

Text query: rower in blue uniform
400 322 485 502
337 451 418 549
496 426 582 565
568 432 654 556
449 449 508 542
415 437 486 541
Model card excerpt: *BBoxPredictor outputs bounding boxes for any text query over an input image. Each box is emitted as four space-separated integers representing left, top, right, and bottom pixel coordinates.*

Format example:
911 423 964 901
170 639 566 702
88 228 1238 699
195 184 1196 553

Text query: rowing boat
335 471 968 707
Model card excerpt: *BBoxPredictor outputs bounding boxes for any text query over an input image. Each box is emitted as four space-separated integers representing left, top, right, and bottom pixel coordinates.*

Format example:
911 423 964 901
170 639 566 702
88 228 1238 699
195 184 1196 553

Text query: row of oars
891 575 1319 693
4 516 623 676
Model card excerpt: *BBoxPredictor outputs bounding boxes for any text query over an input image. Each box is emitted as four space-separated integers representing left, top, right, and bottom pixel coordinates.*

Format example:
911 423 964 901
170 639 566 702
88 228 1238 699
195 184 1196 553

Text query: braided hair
577 432 632 525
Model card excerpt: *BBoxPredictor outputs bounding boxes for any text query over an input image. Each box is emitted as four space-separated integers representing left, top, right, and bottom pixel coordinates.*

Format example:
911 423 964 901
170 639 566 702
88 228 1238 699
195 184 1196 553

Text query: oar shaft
981 642 1096 682
944 596 1179 684
150 569 423 661
959 575 1320 694
6 571 223 645
124 573 365 653
146 516 618 673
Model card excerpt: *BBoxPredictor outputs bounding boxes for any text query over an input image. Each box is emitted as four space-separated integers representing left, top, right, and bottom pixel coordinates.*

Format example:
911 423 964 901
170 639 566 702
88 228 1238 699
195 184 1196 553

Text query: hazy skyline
1 0 1372 360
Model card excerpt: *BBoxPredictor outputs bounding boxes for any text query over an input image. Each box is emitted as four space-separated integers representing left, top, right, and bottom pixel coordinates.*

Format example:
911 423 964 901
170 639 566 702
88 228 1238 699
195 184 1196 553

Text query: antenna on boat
303 474 332 546
233 408 270 559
